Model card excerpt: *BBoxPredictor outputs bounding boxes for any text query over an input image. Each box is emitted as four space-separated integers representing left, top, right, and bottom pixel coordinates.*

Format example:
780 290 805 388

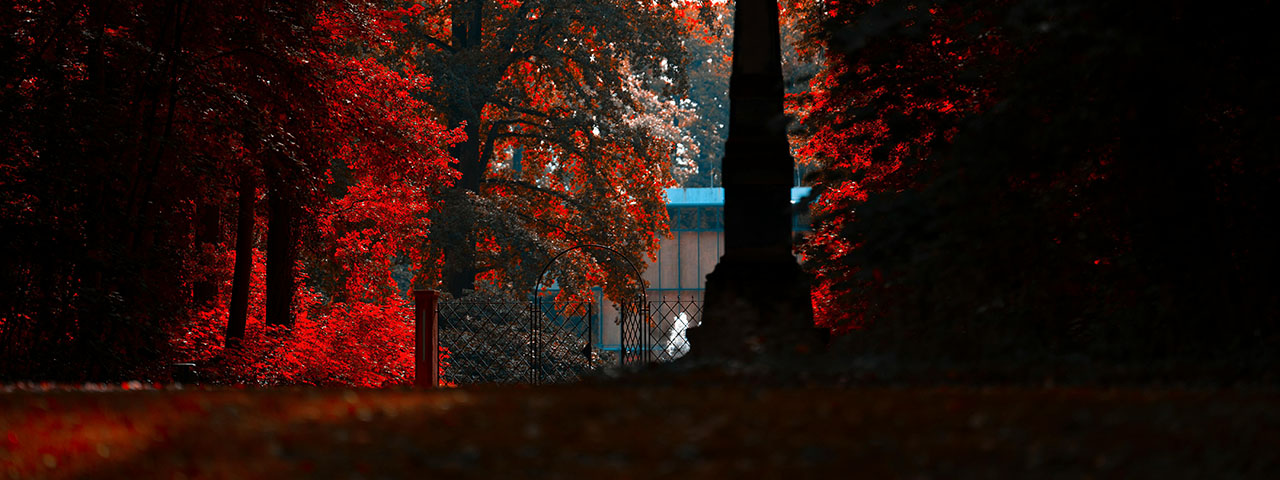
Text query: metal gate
433 244 693 384
618 297 650 366
437 298 602 385
620 295 703 365
434 293 703 384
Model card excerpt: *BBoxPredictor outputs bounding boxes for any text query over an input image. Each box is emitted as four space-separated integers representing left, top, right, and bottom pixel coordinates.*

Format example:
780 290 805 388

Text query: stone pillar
686 0 827 359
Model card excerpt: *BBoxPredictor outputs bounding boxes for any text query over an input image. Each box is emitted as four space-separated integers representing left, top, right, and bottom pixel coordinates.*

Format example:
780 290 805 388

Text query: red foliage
795 0 1016 333
389 0 695 302
794 1 1280 361
0 0 460 383
162 2 460 387
171 251 449 387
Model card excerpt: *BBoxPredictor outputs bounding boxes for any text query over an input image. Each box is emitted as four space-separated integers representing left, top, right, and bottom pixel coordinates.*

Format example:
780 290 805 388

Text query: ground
2 380 1277 479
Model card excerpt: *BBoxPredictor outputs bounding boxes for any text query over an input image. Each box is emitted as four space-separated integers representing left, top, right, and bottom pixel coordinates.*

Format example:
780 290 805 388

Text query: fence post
414 289 439 388
586 302 594 367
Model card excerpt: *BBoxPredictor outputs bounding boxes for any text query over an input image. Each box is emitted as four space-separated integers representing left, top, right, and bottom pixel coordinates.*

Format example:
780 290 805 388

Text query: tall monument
685 0 826 358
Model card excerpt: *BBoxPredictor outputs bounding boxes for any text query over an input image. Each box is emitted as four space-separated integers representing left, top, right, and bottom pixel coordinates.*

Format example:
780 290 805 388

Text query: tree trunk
441 2 487 297
265 179 295 327
84 0 109 293
443 118 483 297
226 171 255 347
193 203 220 306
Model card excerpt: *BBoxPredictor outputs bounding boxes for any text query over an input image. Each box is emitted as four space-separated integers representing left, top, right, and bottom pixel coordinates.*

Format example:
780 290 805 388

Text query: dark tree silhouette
799 0 1280 369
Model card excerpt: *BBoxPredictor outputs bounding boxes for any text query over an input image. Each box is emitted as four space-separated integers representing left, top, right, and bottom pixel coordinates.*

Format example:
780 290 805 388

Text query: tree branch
491 98 553 119
481 178 582 208
406 20 457 53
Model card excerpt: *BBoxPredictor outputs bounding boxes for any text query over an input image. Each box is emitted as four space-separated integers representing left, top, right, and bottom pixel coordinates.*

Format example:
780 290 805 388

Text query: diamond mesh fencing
620 295 703 364
618 299 650 366
437 294 704 384
647 297 701 362
437 300 533 385
533 300 605 384
437 299 605 385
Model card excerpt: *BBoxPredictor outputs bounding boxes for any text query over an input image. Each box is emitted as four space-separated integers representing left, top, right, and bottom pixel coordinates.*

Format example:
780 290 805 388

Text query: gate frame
415 244 648 387
533 244 646 379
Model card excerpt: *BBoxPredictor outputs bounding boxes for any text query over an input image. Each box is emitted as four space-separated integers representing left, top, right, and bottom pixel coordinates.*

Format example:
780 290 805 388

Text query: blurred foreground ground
2 381 1277 479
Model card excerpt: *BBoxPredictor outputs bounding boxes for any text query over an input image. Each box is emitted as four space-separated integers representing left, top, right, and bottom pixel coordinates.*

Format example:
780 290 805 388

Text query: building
588 186 812 358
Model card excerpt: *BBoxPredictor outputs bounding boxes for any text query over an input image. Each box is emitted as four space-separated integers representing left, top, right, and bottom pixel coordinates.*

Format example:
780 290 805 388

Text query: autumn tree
798 0 1280 367
674 1 730 187
793 0 1012 334
0 0 456 381
176 0 459 382
392 0 702 301
677 1 822 188
1 0 219 378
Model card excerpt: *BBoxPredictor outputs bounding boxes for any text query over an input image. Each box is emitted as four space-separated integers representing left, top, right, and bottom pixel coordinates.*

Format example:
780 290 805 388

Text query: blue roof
665 187 722 206
791 187 813 204
664 187 812 206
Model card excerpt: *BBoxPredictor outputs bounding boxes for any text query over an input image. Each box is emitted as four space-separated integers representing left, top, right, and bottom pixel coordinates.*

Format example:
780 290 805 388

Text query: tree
676 1 730 187
187 0 460 378
393 0 700 301
0 0 456 380
2 0 218 378
791 0 1012 334
678 1 823 188
798 0 1280 366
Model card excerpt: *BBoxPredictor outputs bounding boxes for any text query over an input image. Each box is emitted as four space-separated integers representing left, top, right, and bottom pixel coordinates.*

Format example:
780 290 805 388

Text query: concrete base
685 252 829 361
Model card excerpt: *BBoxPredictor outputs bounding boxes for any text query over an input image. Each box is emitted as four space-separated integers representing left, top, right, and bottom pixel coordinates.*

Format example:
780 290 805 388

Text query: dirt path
2 385 1277 478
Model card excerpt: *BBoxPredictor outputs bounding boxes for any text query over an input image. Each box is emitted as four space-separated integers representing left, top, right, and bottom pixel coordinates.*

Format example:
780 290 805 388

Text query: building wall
595 187 811 352
598 207 723 350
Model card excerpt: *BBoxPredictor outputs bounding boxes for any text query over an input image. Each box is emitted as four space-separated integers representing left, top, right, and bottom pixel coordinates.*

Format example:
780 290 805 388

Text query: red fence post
414 289 439 388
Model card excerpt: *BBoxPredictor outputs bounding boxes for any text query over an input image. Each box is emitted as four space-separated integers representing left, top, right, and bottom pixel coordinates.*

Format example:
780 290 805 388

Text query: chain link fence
620 295 703 365
438 295 705 385
647 297 701 362
438 299 610 385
